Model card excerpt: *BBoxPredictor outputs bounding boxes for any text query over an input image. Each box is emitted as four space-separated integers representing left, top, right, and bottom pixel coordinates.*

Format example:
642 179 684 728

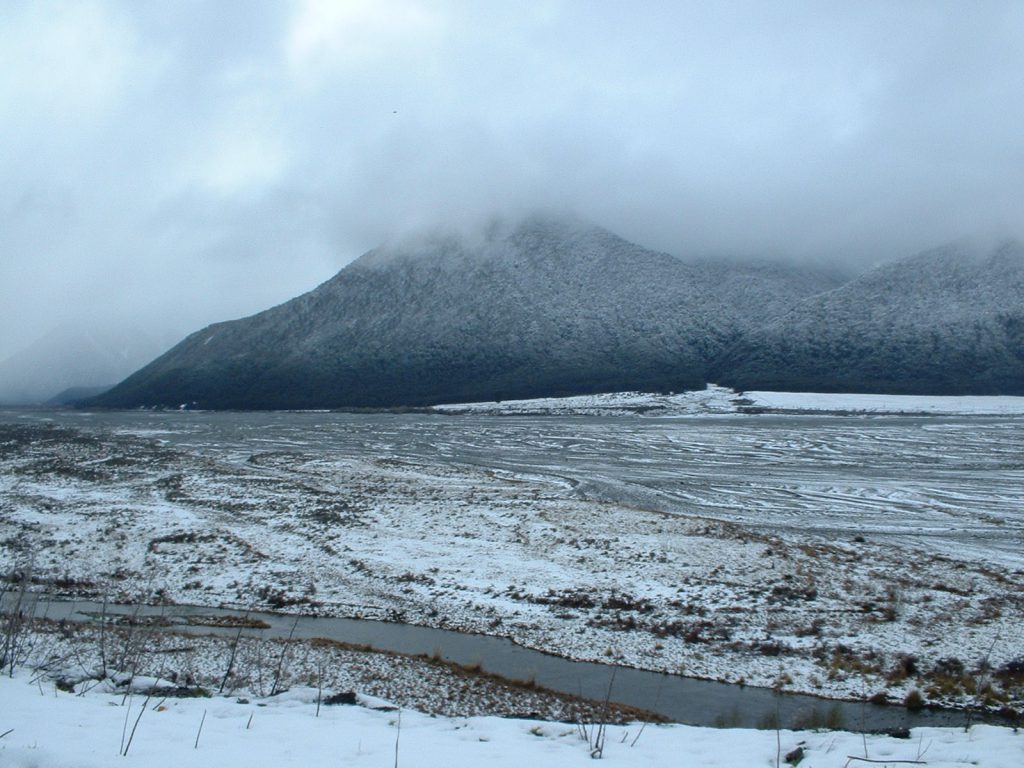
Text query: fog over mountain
87 216 1022 409
2 2 1023 365
89 216 840 409
0 324 174 405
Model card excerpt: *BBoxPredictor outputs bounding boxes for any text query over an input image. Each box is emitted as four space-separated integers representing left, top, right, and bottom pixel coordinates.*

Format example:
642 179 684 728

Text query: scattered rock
323 690 358 706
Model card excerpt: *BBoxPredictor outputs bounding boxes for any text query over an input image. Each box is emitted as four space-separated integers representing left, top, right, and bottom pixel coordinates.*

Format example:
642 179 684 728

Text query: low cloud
2 0 1022 359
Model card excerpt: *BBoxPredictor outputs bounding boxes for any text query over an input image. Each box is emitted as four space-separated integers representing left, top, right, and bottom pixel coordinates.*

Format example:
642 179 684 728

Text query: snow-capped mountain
713 240 1024 395
85 218 1022 410
87 215 838 409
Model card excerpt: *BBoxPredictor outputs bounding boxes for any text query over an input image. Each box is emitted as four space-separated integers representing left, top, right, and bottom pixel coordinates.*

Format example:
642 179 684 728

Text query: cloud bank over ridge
2 0 1022 359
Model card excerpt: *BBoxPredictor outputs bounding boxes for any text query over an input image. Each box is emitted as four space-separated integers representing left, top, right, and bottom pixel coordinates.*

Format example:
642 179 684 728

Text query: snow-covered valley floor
1 404 1023 726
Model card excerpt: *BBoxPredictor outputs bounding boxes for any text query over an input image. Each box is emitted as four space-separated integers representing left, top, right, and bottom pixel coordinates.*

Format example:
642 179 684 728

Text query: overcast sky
2 0 1023 360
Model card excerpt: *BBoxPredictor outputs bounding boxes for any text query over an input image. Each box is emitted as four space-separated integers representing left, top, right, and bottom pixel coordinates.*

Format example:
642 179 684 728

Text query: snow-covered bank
0 619 646 724
744 391 1024 415
430 385 1024 416
431 385 744 416
2 672 1021 767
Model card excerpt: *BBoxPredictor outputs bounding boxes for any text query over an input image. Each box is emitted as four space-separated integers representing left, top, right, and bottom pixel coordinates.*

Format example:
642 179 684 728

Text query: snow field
2 414 1023 713
2 672 1022 767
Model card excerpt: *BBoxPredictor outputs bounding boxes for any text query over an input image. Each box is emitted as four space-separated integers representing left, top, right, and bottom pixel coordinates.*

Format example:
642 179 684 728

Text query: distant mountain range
0 325 173 406
82 216 1022 409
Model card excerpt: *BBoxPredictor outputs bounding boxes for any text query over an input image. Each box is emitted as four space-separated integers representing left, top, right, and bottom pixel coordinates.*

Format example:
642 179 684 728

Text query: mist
2 0 1023 361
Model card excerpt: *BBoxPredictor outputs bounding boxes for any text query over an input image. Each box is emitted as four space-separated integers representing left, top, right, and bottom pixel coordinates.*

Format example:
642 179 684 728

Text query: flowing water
14 597 979 730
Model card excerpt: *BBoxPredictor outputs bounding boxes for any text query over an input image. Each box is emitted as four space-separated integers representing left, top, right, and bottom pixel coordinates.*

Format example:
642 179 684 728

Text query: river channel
21 597 980 731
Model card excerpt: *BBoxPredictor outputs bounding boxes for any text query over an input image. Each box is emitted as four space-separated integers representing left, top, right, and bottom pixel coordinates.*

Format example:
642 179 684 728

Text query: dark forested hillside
86 216 836 409
712 241 1024 394
86 220 1023 410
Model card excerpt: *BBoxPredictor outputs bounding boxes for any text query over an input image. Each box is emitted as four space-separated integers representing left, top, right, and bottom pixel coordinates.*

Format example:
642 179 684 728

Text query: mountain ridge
712 240 1024 395
84 218 1023 409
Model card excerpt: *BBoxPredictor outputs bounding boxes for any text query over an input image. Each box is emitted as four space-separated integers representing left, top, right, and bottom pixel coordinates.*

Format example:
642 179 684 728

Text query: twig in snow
965 633 1000 733
270 615 299 696
99 588 108 678
123 663 165 756
194 709 207 749
120 693 133 756
218 615 247 694
915 733 931 761
316 660 323 717
629 675 663 748
122 692 149 756
394 709 402 768
591 668 616 759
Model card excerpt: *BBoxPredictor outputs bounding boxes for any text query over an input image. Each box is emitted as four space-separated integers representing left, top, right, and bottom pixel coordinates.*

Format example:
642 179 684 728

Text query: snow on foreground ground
431 385 1024 416
2 673 1022 768
2 416 1023 713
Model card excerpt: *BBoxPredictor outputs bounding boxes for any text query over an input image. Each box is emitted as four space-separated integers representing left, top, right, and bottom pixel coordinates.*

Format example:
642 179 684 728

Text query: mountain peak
351 211 608 271
83 222 1024 409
